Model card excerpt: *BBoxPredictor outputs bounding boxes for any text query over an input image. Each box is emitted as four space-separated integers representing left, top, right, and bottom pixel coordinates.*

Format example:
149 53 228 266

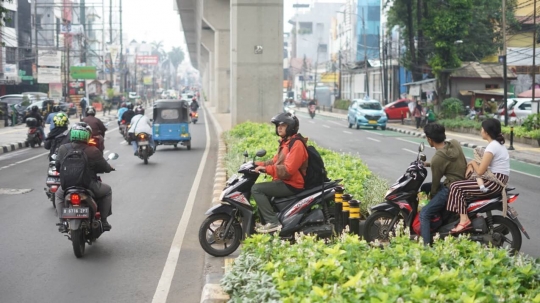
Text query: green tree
167 47 184 88
151 41 166 62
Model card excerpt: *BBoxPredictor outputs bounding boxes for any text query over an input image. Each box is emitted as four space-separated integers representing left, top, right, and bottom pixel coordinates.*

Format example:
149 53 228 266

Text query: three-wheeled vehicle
152 100 191 150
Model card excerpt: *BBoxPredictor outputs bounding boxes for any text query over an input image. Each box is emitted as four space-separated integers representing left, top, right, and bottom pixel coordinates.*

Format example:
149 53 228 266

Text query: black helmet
52 105 61 113
31 105 39 112
271 112 299 137
85 106 96 116
134 106 144 115
127 103 134 110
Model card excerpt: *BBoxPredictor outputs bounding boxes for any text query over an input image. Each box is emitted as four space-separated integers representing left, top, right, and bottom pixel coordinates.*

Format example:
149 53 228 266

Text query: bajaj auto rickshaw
152 100 191 150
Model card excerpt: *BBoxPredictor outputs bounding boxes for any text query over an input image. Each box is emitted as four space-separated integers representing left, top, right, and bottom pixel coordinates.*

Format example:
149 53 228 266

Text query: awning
459 90 473 96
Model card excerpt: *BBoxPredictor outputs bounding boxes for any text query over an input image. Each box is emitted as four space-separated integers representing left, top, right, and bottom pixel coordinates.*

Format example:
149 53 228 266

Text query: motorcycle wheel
363 211 405 243
490 215 522 254
51 194 56 209
187 142 191 150
30 141 35 148
143 151 148 165
199 214 242 257
71 229 86 258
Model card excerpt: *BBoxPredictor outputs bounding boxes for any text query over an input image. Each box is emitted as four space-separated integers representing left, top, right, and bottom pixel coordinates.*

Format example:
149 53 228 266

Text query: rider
55 123 114 232
23 105 45 140
82 106 107 151
420 123 467 245
128 106 155 156
117 102 128 127
44 113 70 160
121 103 136 128
45 105 63 131
252 113 308 233
190 97 199 112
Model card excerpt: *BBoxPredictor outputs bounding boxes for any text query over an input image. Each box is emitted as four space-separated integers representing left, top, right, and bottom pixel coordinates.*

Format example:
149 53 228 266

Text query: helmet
270 112 299 137
53 113 69 127
69 122 92 143
31 105 39 112
134 106 144 115
85 106 96 116
127 103 134 110
121 102 127 108
52 105 61 112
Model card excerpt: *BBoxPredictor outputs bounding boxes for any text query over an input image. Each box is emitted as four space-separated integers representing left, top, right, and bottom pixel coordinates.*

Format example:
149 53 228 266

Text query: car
497 98 533 124
384 98 412 120
348 98 388 130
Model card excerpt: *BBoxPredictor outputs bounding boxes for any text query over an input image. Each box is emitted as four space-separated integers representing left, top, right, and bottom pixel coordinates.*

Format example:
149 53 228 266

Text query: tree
151 41 166 62
167 47 184 89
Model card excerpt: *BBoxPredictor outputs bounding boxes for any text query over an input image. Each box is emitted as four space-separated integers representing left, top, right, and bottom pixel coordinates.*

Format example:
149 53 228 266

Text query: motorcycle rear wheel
71 229 86 258
490 215 522 254
51 194 56 209
199 214 242 257
363 211 406 243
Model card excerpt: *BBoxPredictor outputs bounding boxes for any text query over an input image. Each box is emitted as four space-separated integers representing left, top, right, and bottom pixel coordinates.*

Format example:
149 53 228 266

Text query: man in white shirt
128 106 155 155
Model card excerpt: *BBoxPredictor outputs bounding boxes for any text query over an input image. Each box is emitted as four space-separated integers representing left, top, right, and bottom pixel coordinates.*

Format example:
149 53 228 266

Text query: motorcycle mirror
420 154 427 162
419 142 424 152
243 151 249 158
255 149 267 158
107 153 119 161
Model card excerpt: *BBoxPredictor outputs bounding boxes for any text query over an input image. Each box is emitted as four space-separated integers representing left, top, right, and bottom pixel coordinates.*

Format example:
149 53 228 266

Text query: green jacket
430 139 467 197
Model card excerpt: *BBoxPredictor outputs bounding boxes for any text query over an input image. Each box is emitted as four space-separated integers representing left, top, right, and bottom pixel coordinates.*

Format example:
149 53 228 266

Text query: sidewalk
298 107 540 166
0 109 119 154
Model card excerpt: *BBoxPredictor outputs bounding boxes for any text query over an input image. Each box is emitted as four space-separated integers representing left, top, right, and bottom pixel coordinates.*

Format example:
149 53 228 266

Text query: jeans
251 180 295 225
131 135 155 153
420 185 449 245
37 126 45 141
56 181 113 221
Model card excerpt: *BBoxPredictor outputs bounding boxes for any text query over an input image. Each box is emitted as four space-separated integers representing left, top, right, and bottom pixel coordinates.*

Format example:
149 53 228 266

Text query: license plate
508 207 519 218
62 207 89 219
46 177 61 184
138 141 149 146
368 120 377 124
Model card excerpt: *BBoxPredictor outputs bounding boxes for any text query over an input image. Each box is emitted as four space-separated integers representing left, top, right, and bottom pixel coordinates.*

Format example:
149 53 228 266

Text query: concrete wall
450 78 505 98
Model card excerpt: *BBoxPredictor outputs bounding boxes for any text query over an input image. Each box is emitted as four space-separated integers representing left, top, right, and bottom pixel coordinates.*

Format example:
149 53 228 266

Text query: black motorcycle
25 117 43 148
135 132 153 164
57 153 119 258
363 143 529 254
44 154 61 208
199 150 342 257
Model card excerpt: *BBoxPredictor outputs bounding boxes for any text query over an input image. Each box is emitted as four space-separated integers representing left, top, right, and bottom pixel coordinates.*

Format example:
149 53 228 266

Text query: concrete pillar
230 0 284 125
200 47 211 102
214 30 230 113
201 30 216 107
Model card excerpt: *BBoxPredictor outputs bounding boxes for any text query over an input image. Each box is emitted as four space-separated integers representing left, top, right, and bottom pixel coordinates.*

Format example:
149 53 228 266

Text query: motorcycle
57 152 119 258
135 132 153 164
25 117 43 148
309 104 316 119
283 103 297 115
123 123 131 143
119 120 127 136
199 149 342 257
363 143 529 254
44 154 61 208
190 110 199 124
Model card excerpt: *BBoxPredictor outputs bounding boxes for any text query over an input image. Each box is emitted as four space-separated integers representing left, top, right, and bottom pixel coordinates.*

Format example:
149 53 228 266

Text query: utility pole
33 0 38 68
503 0 509 126
119 0 124 94
363 7 369 97
533 0 537 113
338 50 342 99
313 43 320 99
378 27 385 104
109 0 113 89
80 0 86 64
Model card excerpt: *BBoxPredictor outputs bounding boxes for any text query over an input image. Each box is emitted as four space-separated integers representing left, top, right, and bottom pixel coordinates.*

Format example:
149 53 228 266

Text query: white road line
152 103 212 303
329 121 344 126
364 130 384 136
396 137 421 145
308 120 315 124
0 149 30 160
343 131 352 134
402 148 418 155
367 137 381 143
323 125 330 128
0 152 48 171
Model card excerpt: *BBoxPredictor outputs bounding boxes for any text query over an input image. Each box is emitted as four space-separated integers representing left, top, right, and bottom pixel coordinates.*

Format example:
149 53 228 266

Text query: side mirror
419 142 425 152
107 153 119 161
420 154 427 162
255 149 267 158
243 151 249 158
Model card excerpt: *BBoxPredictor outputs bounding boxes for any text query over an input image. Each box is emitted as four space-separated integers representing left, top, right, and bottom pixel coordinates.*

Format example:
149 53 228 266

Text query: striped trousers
446 173 509 215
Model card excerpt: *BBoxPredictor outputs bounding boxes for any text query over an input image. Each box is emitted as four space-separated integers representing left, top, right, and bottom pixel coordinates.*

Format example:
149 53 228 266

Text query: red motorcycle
190 111 199 124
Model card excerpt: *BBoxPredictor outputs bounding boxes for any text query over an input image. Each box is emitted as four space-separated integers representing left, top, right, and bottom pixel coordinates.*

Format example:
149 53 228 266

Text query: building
0 0 20 94
357 0 380 62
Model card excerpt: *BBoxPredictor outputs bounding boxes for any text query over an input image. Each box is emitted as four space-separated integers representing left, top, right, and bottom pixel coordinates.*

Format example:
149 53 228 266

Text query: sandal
451 220 472 233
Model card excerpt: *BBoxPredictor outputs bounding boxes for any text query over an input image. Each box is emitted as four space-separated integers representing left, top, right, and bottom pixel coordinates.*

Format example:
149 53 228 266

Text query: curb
200 104 230 303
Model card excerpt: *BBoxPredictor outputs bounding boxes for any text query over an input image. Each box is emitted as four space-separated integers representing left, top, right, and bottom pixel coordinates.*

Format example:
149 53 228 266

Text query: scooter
198 149 342 257
309 104 316 119
190 111 199 124
44 154 61 208
25 117 43 148
135 132 153 164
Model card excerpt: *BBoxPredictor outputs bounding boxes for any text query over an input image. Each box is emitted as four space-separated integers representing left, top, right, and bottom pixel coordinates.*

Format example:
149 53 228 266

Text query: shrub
333 99 351 110
441 97 464 119
522 113 540 132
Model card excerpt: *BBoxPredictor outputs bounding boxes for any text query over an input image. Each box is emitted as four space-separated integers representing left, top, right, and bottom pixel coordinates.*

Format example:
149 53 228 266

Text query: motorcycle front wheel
199 214 242 257
363 211 406 243
71 229 86 258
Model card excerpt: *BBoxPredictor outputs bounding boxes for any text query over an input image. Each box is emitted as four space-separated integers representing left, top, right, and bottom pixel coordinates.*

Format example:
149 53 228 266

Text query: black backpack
59 143 93 189
288 133 330 189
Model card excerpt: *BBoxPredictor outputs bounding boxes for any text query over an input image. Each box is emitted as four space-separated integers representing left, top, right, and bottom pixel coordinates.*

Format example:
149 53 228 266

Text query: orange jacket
257 134 308 189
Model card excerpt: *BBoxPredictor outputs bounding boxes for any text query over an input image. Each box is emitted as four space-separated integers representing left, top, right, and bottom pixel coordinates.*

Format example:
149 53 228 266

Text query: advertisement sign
69 81 86 96
49 83 63 99
136 56 159 65
3 64 17 78
38 67 61 83
38 50 62 67
143 76 153 85
70 66 97 79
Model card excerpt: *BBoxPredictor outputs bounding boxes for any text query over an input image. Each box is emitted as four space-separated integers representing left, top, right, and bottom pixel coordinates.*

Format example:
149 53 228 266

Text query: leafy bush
333 99 351 110
441 98 464 119
522 113 540 132
224 122 389 217
21 95 31 107
222 232 540 302
438 119 540 139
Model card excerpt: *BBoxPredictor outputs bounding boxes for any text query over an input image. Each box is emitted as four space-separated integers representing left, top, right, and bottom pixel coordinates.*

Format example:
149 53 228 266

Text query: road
0 110 216 303
298 112 540 257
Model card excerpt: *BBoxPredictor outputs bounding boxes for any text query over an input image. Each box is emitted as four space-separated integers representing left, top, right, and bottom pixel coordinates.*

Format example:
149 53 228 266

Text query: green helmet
69 122 91 143
53 113 68 127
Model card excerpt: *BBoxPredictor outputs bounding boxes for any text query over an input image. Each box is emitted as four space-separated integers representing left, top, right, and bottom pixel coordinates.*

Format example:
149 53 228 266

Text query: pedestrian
414 101 423 130
79 97 88 118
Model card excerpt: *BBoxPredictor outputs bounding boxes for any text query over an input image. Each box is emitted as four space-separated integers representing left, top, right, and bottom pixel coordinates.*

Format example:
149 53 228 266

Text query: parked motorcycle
363 143 529 254
57 152 119 258
25 117 43 148
199 150 342 257
190 111 199 124
44 153 61 208
309 104 316 119
135 132 153 164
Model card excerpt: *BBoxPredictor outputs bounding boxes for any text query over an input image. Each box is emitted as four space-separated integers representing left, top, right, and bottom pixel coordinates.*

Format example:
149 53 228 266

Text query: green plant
441 98 464 119
333 99 351 110
522 113 540 132
21 95 30 107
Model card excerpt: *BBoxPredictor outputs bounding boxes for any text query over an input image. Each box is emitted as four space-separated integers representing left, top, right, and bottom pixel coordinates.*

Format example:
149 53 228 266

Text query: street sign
70 66 97 79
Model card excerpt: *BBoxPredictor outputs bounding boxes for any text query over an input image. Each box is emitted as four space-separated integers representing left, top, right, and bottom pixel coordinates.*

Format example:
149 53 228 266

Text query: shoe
102 220 112 231
255 222 281 233
450 220 471 233
134 151 139 156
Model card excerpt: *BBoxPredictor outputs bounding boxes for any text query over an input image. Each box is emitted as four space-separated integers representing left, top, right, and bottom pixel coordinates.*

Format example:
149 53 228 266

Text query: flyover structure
177 0 284 125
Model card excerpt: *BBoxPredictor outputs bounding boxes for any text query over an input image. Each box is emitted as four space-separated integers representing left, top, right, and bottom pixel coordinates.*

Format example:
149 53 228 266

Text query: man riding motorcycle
82 106 107 152
121 104 136 129
252 113 308 233
44 113 70 160
190 97 199 112
117 102 128 127
128 106 155 156
55 123 114 232
23 105 45 140
45 105 69 131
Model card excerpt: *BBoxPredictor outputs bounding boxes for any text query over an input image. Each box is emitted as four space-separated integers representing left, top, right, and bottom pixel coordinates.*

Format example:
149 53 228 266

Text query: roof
515 15 540 25
468 89 514 97
153 99 189 109
450 62 517 79
402 78 436 86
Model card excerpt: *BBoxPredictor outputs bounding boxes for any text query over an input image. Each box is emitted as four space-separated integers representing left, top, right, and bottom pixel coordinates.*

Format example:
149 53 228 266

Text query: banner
70 66 97 79
49 83 63 99
136 56 159 65
38 67 61 84
69 81 86 96
38 50 62 67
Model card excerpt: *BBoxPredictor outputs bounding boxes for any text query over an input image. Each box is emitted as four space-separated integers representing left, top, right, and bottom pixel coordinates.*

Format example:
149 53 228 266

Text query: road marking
330 121 344 126
396 137 421 145
323 125 330 128
152 103 212 303
308 120 315 124
364 130 384 136
367 137 381 143
0 151 48 171
0 149 30 160
402 148 418 155
343 131 352 134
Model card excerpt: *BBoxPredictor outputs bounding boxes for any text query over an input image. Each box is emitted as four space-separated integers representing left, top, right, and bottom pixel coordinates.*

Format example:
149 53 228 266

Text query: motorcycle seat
64 186 95 198
272 181 337 204
466 186 515 203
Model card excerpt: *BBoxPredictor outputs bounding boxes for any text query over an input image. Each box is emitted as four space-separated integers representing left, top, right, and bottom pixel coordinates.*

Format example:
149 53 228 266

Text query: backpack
59 143 93 190
288 133 330 189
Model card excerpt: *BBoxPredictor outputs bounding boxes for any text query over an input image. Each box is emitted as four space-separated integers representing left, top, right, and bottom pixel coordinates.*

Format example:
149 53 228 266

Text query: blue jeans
420 185 449 245
131 135 155 153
